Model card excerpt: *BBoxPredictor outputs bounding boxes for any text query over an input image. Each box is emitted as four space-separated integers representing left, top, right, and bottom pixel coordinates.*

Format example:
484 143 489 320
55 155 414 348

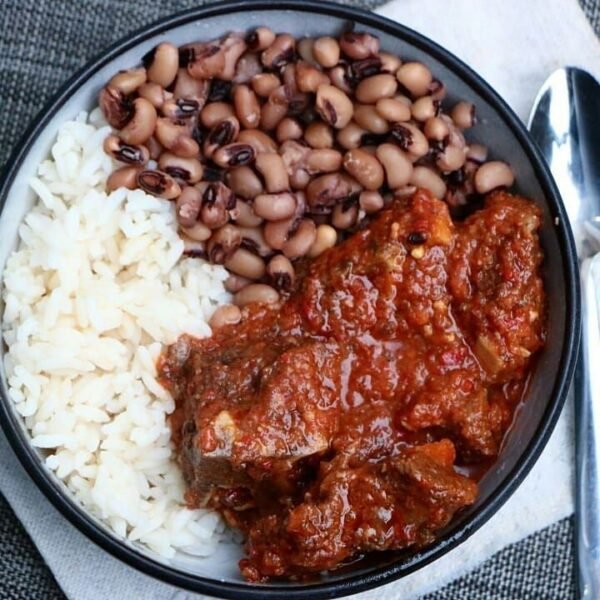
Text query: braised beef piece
159 189 545 581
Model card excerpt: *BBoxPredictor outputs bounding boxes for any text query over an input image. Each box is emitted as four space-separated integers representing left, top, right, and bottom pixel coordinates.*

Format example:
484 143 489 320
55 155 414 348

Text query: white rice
1 109 233 558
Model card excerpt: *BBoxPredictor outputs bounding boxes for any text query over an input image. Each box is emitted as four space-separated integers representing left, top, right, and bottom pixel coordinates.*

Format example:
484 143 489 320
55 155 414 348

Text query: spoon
529 67 600 600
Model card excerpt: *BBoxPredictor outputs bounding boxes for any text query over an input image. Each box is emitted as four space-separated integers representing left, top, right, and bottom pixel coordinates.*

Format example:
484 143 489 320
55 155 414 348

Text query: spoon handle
576 255 600 600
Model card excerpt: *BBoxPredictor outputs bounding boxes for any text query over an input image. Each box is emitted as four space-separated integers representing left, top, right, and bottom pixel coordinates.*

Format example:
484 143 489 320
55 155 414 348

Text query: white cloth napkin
2 0 600 598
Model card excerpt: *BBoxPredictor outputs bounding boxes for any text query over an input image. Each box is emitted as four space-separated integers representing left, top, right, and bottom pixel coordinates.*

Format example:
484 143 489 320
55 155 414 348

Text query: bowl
0 1 580 598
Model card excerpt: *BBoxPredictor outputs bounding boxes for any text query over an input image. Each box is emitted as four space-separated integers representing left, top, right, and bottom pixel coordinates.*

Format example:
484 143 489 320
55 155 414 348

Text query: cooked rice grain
1 110 231 558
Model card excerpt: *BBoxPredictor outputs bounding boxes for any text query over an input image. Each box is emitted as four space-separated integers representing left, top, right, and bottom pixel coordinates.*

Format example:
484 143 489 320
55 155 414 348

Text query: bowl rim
0 0 581 598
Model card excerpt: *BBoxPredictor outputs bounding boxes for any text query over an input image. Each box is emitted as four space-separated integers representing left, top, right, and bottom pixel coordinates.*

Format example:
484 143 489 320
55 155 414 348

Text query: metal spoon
529 67 600 600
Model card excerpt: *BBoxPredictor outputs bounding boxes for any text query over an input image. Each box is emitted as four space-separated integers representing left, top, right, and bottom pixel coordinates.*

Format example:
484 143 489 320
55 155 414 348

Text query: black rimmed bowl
0 1 580 598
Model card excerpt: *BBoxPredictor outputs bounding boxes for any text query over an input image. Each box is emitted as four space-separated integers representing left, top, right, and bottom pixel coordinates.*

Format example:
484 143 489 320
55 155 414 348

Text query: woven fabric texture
0 0 595 598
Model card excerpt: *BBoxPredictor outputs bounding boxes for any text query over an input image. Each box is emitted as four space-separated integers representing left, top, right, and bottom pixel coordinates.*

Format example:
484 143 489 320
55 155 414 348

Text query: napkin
1 0 599 598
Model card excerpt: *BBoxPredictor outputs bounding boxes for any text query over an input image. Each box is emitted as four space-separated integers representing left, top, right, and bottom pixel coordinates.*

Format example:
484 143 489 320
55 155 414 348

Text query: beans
138 82 171 109
451 101 476 129
254 192 297 220
225 273 251 293
306 172 353 207
173 69 210 105
261 34 295 69
175 186 203 227
295 60 330 93
390 122 429 158
359 190 384 213
158 153 203 183
181 220 212 243
339 32 380 60
154 118 199 157
251 73 280 97
255 153 290 193
247 27 276 52
207 224 242 263
424 116 450 141
379 52 402 74
410 166 447 199
467 144 488 164
107 166 142 191
225 248 266 279
267 254 295 291
276 117 303 143
137 169 181 199
337 121 368 150
474 161 514 193
411 96 439 122
396 62 432 98
226 166 264 200
118 98 157 145
234 284 279 307
306 149 343 174
100 27 520 298
304 121 333 149
343 148 384 190
282 219 317 258
376 143 413 188
200 102 235 128
436 145 467 173
355 74 397 104
209 304 242 329
213 143 256 167
108 69 147 95
332 201 359 229
145 43 179 88
237 129 278 153
233 85 261 129
313 37 340 68
308 224 337 257
103 135 149 165
375 98 411 122
316 85 353 129
353 105 389 134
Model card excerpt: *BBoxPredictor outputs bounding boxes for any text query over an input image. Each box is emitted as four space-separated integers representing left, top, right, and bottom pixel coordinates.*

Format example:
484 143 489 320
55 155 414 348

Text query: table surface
0 0 596 598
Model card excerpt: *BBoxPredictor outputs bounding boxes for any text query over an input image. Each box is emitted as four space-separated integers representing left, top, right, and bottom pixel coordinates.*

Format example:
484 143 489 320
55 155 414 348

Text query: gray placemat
0 0 594 598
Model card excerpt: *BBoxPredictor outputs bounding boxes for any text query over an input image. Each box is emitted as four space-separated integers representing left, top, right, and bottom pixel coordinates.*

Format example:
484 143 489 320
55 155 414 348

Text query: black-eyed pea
181 221 212 243
337 121 368 150
175 186 203 227
137 169 181 199
158 153 204 184
106 166 142 192
339 32 380 60
332 202 359 230
103 135 150 165
226 167 264 200
410 166 447 199
154 118 200 158
308 224 337 257
251 73 281 97
390 122 429 158
138 82 172 109
234 284 280 307
451 101 477 129
237 129 279 154
254 192 297 220
315 84 354 129
282 219 317 259
375 98 411 122
263 217 295 250
209 304 242 328
379 52 402 73
225 248 266 279
261 34 295 70
467 144 488 164
200 102 235 128
119 98 157 145
225 273 251 293
411 96 439 122
423 116 450 141
343 148 384 190
246 27 276 52
207 224 243 264
108 68 147 95
295 60 330 93
297 38 317 65
213 143 256 168
355 74 398 104
267 255 295 291
353 104 389 134
313 36 340 68
359 190 384 213
474 161 514 194
233 85 261 129
396 62 432 98
375 143 413 188
436 145 467 173
306 149 343 174
304 121 334 149
255 153 290 193
276 118 303 143
145 43 179 88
